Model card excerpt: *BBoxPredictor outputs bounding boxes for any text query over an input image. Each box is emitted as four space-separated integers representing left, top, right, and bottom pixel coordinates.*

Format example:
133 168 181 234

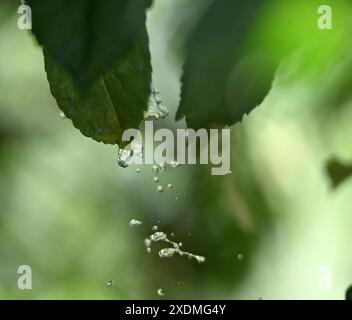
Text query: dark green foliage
326 159 352 188
28 0 152 88
45 29 151 145
177 0 278 129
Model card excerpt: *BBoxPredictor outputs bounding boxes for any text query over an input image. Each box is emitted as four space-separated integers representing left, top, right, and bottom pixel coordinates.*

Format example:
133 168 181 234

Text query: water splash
117 147 133 168
144 89 169 120
145 231 206 264
117 138 143 168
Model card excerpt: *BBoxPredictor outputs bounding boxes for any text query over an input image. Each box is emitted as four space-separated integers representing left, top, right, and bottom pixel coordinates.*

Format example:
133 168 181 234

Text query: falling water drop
153 177 159 183
151 165 160 176
59 111 66 119
117 147 133 168
152 225 159 231
170 160 180 168
158 161 166 171
157 288 165 296
156 185 164 193
194 255 206 263
107 280 115 288
237 254 244 260
136 168 141 173
167 184 173 189
144 88 169 120
129 219 142 227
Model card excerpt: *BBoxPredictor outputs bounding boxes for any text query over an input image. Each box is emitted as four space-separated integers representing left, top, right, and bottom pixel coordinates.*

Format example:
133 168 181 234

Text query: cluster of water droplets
116 88 170 170
145 229 206 264
144 88 169 120
117 137 143 168
150 161 179 194
128 219 205 264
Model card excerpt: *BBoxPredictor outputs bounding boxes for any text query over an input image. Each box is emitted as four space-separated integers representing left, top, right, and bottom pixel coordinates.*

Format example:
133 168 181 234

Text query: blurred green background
1 0 352 299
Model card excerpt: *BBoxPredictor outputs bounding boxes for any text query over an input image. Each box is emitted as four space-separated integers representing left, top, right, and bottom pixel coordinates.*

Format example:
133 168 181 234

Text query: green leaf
45 28 151 145
326 159 352 188
28 0 152 88
176 0 320 129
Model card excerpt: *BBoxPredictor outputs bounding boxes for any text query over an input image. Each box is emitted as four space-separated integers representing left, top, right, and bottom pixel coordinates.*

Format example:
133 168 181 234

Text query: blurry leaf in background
44 28 151 145
176 0 339 129
326 159 352 188
28 0 152 88
177 0 270 129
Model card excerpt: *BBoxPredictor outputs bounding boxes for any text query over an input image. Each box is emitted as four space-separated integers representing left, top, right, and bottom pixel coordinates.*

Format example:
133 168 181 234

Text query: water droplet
158 161 166 171
136 168 141 173
170 232 175 237
178 242 183 247
237 254 243 260
228 170 232 175
156 185 164 193
167 184 173 189
152 225 159 231
175 197 179 200
129 219 142 227
170 160 180 168
153 177 159 183
132 138 143 160
159 248 176 258
188 233 192 237
146 247 151 253
194 255 206 263
145 238 152 247
59 111 66 119
117 138 143 168
157 288 165 296
151 165 159 175
117 147 133 168
144 89 169 120
151 231 167 241
107 280 115 287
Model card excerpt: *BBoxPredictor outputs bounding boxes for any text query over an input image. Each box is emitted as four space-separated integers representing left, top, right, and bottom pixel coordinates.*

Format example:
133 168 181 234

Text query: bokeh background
1 0 352 299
